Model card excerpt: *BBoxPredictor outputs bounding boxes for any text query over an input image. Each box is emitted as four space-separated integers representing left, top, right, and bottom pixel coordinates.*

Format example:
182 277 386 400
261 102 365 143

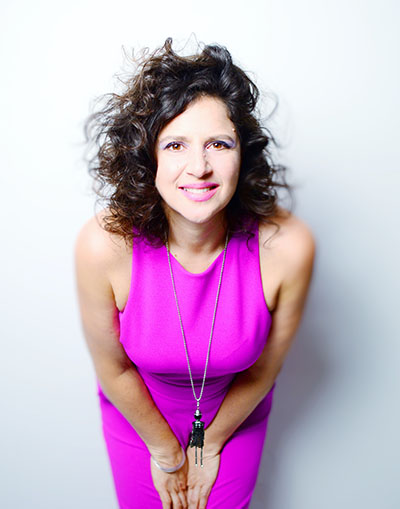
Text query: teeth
183 187 214 194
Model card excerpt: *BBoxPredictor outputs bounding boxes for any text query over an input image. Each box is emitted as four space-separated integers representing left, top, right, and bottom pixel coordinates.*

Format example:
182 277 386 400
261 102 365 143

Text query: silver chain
166 233 229 408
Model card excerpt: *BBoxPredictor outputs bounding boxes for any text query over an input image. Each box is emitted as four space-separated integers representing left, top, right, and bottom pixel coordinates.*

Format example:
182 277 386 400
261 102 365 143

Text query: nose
186 146 211 178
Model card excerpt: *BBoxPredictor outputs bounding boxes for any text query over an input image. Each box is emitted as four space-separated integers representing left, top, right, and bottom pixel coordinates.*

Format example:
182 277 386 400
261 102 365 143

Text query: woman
75 38 315 509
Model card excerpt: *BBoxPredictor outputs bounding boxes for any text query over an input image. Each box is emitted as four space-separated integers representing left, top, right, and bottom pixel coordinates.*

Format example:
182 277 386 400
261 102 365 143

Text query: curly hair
84 37 293 247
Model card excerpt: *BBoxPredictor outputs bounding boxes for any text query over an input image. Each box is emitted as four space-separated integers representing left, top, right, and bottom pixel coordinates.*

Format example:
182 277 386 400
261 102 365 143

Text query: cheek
154 166 167 196
154 168 161 189
156 157 183 178
228 164 241 193
155 162 180 195
209 152 240 173
223 161 241 184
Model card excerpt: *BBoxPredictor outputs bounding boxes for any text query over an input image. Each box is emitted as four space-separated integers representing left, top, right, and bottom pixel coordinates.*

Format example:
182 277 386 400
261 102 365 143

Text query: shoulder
258 206 316 308
74 208 131 277
259 206 316 266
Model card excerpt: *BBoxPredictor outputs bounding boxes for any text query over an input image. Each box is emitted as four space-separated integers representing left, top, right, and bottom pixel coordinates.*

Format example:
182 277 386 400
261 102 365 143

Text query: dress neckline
163 243 227 277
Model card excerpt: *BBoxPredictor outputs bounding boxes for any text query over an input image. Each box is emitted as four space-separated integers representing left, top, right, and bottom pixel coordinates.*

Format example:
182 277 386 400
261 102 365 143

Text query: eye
165 142 184 151
207 141 231 150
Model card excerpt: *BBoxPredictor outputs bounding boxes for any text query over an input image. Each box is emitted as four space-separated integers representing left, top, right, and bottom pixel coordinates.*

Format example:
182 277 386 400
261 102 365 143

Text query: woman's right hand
150 451 188 508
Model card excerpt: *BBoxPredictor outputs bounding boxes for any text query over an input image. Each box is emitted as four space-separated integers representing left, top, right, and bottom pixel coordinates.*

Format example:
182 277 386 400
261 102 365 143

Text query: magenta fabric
97 221 275 508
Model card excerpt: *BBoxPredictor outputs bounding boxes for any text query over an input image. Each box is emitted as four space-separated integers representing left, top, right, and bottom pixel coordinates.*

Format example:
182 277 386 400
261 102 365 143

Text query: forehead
158 96 235 136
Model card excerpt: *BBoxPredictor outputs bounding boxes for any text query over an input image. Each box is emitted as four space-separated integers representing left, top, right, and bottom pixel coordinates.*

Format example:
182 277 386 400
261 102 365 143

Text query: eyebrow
158 134 237 146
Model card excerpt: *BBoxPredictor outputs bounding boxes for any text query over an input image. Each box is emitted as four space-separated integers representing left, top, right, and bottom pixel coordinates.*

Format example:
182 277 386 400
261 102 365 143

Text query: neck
167 213 228 257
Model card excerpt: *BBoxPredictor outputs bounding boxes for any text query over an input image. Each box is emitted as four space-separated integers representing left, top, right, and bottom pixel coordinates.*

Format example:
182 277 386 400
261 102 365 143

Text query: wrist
148 442 184 468
151 445 186 473
203 442 222 456
203 429 224 456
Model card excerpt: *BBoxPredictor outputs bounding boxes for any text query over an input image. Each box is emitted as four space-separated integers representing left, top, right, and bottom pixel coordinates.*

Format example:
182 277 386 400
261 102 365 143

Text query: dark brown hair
84 37 293 247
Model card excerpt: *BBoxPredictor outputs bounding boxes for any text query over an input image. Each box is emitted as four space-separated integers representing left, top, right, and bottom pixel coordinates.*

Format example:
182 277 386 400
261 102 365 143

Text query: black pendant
189 408 205 467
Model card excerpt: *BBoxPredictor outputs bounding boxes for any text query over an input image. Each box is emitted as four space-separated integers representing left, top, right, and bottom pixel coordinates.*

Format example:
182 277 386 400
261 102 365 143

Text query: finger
198 489 210 509
170 490 183 509
177 488 188 509
160 492 172 509
187 485 200 509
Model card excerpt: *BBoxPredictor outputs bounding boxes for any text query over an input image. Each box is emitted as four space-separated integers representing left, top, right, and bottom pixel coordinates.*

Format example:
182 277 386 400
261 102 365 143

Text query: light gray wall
1 1 399 508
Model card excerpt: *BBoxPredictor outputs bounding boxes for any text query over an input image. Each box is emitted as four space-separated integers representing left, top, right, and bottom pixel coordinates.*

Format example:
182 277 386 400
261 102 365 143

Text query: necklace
166 233 229 467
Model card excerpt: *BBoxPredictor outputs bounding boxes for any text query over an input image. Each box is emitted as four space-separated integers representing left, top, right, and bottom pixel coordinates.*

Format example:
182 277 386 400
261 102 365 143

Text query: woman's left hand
185 445 220 509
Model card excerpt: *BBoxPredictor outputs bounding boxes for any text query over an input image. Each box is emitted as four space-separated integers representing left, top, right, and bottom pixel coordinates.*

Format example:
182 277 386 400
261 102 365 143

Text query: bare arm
204 217 316 452
74 215 182 466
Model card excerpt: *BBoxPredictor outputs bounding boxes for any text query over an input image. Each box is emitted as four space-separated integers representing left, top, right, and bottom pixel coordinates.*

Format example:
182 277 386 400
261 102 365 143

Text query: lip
179 185 219 202
179 182 218 189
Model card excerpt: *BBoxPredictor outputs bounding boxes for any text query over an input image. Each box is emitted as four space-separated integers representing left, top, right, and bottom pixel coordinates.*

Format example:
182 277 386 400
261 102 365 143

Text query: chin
165 199 228 226
185 209 226 225
182 213 214 224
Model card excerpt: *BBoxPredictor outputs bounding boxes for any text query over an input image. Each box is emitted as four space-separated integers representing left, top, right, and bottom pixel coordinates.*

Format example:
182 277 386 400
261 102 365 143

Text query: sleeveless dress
96 221 276 508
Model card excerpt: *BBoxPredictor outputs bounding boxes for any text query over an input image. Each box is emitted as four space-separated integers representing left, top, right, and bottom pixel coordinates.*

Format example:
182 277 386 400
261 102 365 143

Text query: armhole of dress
255 221 273 319
119 227 137 319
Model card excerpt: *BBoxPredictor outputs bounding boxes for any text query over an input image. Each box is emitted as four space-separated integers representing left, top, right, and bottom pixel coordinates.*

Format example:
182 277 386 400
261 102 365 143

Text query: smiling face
155 95 241 228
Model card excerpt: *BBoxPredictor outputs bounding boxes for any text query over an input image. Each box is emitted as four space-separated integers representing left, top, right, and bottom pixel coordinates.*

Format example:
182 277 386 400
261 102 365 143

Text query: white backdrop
1 1 399 508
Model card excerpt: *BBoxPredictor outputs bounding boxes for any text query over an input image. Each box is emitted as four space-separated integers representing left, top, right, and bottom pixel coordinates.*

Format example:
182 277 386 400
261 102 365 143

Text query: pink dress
97 221 275 508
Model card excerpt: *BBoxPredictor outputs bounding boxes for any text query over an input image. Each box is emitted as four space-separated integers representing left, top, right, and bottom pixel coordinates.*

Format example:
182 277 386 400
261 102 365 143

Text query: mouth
179 184 219 194
180 186 217 194
178 184 219 202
